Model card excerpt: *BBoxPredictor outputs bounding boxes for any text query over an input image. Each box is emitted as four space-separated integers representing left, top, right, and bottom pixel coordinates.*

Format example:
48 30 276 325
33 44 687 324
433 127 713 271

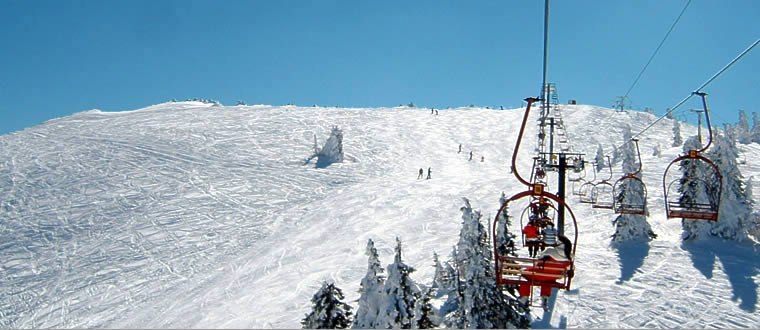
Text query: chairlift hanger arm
603 156 613 182
693 92 713 154
511 97 543 187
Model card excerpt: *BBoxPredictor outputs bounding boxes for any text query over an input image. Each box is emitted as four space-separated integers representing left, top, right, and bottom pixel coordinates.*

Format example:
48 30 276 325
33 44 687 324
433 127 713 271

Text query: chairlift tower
614 96 627 112
689 109 705 144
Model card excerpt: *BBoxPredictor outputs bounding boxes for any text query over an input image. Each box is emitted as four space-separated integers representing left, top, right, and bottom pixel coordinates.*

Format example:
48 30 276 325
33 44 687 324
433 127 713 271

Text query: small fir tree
752 112 760 143
612 126 656 241
702 132 754 241
680 136 715 240
353 239 385 328
495 192 518 258
412 288 437 329
652 143 662 157
376 237 418 329
317 126 344 166
454 198 529 328
302 281 353 329
595 144 606 172
672 121 683 147
737 110 751 144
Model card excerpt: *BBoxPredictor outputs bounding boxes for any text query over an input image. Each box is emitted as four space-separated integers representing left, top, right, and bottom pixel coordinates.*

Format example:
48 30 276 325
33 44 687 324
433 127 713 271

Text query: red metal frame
493 96 578 297
591 181 614 209
663 153 721 221
493 190 578 290
613 174 648 215
662 92 722 222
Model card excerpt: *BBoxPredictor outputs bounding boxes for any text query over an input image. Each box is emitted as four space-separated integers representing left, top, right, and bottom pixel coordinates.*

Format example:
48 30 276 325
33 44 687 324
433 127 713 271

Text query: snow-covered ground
1 102 759 328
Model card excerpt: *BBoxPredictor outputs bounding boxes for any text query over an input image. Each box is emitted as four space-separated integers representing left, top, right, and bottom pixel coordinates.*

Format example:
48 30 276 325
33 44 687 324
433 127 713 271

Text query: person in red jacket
517 235 573 308
523 218 541 258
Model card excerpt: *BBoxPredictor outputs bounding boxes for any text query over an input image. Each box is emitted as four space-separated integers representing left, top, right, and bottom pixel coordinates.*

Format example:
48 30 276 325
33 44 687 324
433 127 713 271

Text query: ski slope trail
1 102 759 328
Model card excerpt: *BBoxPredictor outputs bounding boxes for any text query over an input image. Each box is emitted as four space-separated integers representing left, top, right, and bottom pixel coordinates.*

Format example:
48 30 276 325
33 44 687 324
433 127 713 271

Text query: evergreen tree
353 239 385 328
737 110 751 144
302 281 353 329
495 192 518 259
701 132 754 241
612 126 656 241
680 137 715 240
672 121 683 147
752 112 760 144
746 176 754 204
723 123 737 147
652 143 661 157
454 198 529 328
412 288 437 329
612 145 621 165
317 126 344 167
431 252 448 293
595 144 605 172
376 237 418 329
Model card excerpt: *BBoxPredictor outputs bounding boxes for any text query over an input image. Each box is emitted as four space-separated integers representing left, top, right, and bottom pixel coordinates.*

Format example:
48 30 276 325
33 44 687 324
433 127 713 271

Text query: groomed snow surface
1 102 759 328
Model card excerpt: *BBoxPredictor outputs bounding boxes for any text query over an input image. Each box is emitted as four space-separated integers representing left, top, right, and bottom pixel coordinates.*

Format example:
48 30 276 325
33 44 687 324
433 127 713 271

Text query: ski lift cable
585 0 691 156
622 0 692 101
618 37 760 150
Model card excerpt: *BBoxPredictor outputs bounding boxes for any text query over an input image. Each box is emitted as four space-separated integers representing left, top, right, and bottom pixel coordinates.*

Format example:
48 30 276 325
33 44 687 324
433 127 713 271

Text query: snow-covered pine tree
317 126 344 167
701 132 754 241
737 110 751 144
376 237 418 329
302 281 353 329
673 120 683 147
752 112 760 144
454 198 529 328
595 144 605 172
431 252 446 292
612 145 621 165
680 136 715 240
495 192 518 259
723 123 737 147
747 176 754 203
412 288 436 329
612 126 656 241
353 239 385 329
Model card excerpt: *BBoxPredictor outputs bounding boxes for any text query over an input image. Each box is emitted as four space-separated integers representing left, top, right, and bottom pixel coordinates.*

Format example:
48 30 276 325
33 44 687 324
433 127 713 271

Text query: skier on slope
418 168 424 179
426 167 432 179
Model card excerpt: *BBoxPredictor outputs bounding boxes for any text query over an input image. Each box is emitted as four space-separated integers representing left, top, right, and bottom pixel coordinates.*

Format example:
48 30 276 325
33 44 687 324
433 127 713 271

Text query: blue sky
1 0 758 135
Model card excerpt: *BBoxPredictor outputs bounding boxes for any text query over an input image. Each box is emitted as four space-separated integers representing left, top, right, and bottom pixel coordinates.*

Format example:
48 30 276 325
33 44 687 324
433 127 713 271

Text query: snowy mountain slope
1 102 759 328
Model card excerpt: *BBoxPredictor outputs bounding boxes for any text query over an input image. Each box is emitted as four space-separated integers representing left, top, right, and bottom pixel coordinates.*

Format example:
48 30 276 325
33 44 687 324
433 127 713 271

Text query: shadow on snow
612 240 650 284
683 238 759 312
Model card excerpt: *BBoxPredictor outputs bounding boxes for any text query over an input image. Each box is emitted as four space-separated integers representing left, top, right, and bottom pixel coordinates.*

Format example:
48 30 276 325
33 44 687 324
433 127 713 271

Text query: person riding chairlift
517 235 573 309
523 217 540 258
541 220 558 247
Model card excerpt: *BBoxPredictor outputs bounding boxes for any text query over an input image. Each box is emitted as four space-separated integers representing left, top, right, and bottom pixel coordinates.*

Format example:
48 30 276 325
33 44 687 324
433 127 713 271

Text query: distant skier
458 144 462 153
427 167 432 180
431 108 435 115
481 156 484 162
435 109 439 115
418 168 424 179
469 151 473 161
